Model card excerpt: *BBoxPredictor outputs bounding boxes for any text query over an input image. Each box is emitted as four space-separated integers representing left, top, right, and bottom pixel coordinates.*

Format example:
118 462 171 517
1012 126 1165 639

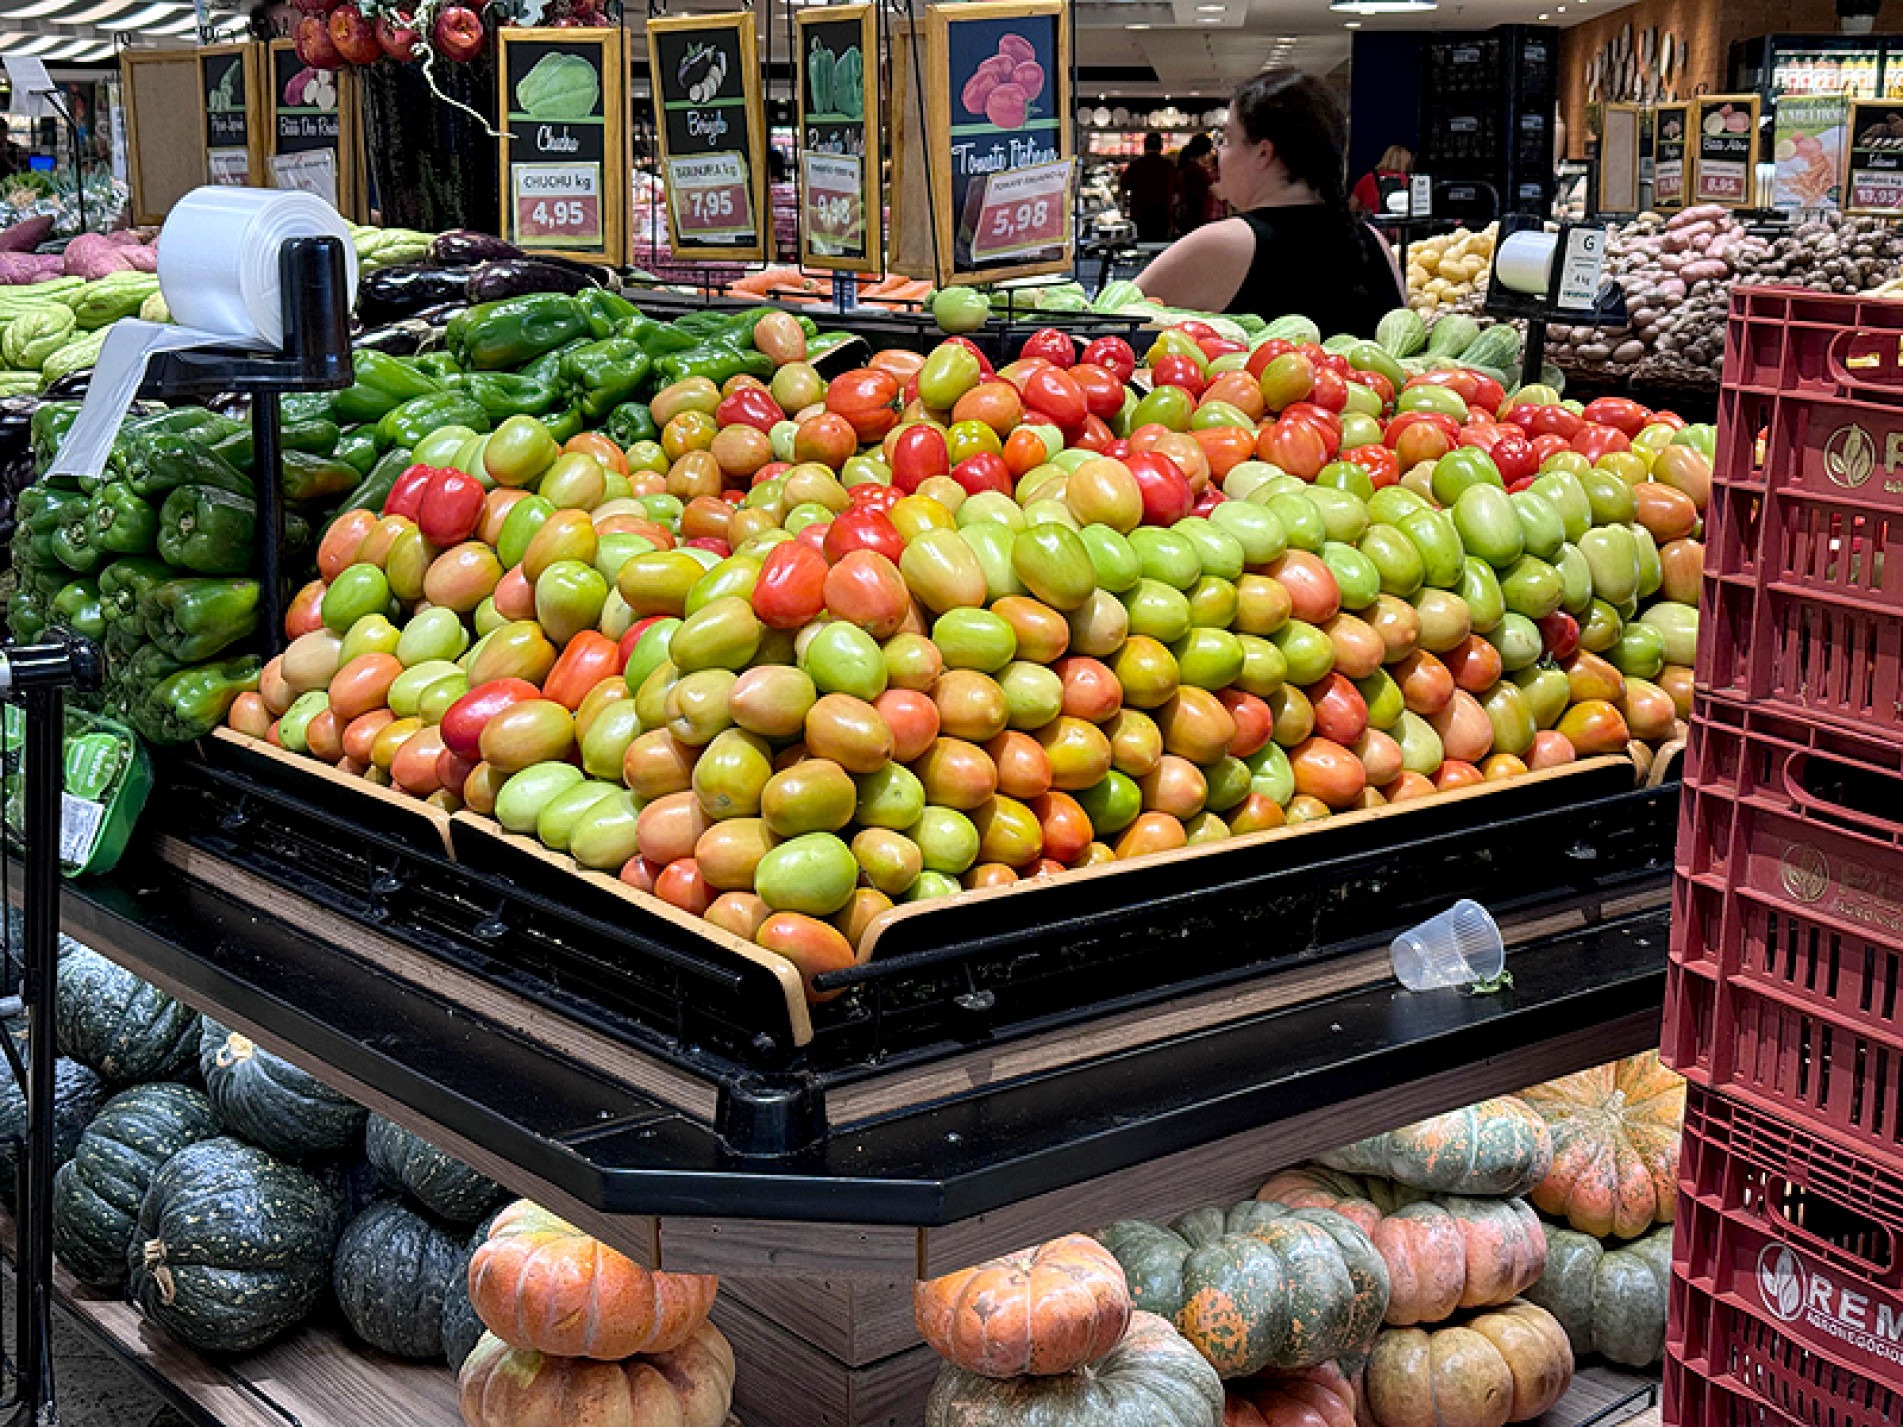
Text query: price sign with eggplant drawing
797 4 880 269
649 11 768 262
498 28 627 262
927 0 1073 285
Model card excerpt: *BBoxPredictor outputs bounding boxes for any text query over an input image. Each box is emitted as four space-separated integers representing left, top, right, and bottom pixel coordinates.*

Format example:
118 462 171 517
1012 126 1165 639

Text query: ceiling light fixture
1329 0 1437 14
1344 18 1361 25
55 0 144 21
99 1 184 28
1126 21 1150 28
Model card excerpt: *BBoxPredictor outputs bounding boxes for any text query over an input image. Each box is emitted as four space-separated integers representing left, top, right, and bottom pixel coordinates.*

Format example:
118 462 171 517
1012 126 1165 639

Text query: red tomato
951 451 1013 496
1650 409 1687 430
1019 327 1078 368
1490 432 1537 482
1103 438 1132 460
890 423 951 493
440 679 541 762
1509 403 1582 440
824 506 905 563
1072 414 1114 453
1002 425 1052 476
543 632 624 711
1571 422 1631 460
1529 432 1572 465
417 467 484 547
1151 354 1206 398
1069 362 1126 420
795 521 831 554
1175 320 1218 342
753 540 830 628
1281 403 1342 454
1537 611 1580 662
382 463 436 520
1345 368 1394 407
1384 410 1460 445
825 369 901 443
1246 339 1295 379
1313 350 1349 376
1192 485 1227 515
1307 366 1348 413
849 482 902 512
1580 396 1653 437
1257 417 1331 480
1021 365 1088 431
1126 450 1194 525
752 460 790 487
1198 336 1247 361
1458 424 1501 454
1081 336 1137 383
1343 443 1400 488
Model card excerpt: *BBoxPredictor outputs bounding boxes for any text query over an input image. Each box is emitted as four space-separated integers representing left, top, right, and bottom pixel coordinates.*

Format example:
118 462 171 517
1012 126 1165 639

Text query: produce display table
28 786 1674 1426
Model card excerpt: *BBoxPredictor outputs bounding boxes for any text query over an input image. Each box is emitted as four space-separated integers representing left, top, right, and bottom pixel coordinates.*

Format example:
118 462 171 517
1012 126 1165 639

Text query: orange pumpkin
1225 1362 1359 1427
914 1233 1133 1377
1361 1300 1573 1427
468 1201 719 1360
1258 1166 1546 1327
1519 1051 1686 1239
457 1321 734 1427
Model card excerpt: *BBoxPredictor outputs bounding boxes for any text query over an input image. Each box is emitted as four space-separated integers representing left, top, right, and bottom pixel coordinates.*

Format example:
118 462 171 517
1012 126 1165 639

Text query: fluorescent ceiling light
43 36 99 56
147 10 197 30
1126 21 1150 27
56 0 141 22
7 32 62 50
1196 4 1224 10
99 1 183 28
0 0 84 18
1344 18 1360 24
1329 0 1437 12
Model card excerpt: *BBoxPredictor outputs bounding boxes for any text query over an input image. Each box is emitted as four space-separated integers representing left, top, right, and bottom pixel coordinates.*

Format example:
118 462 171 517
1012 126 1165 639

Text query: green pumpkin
333 1198 465 1360
0 1048 108 1207
52 1083 220 1290
56 944 200 1085
365 1114 505 1223
1523 1223 1672 1367
199 1019 366 1160
925 1310 1223 1426
1097 1201 1389 1379
1318 1097 1555 1198
128 1137 334 1353
442 1204 506 1372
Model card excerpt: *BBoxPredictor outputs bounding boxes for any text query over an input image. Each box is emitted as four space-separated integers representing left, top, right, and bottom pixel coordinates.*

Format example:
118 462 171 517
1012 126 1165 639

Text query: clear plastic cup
1390 899 1505 991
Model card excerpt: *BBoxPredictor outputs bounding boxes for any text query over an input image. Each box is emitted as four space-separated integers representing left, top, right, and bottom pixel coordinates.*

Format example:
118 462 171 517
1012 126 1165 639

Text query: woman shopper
1351 144 1414 217
1136 72 1405 335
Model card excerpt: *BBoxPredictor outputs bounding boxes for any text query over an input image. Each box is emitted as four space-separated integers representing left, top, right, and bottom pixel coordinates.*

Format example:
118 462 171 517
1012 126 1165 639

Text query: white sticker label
1410 174 1433 217
58 794 102 868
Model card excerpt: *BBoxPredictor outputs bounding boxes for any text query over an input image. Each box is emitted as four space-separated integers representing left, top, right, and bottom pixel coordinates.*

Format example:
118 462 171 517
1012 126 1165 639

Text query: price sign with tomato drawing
969 157 1072 264
668 153 755 240
802 153 864 253
514 164 603 244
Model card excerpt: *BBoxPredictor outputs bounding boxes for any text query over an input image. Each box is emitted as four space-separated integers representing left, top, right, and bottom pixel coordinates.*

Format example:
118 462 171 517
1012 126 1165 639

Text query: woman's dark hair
1229 70 1349 206
1179 133 1214 164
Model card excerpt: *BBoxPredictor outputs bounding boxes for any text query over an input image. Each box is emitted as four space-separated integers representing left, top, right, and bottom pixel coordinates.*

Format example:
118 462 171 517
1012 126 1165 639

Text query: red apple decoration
327 5 381 65
375 13 419 60
433 4 485 62
294 13 344 69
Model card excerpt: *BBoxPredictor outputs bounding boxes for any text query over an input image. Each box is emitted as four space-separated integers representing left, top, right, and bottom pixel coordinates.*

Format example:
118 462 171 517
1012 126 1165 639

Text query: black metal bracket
135 236 354 657
1484 214 1629 390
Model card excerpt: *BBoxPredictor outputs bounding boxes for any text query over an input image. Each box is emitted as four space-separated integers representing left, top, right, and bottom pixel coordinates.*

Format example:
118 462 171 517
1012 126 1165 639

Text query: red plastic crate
1704 288 1903 734
1666 698 1903 1173
1665 1088 1903 1427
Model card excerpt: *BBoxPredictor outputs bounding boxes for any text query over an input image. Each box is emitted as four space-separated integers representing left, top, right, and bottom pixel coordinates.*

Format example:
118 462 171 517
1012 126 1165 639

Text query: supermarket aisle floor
0 1274 173 1426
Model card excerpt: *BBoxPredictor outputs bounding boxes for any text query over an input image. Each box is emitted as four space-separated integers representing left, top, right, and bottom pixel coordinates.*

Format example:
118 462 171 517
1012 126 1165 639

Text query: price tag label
208 149 251 186
1409 173 1432 217
1555 226 1607 312
1696 161 1746 202
1852 169 1903 211
668 152 754 239
271 149 337 206
513 163 603 245
801 152 863 253
970 157 1071 265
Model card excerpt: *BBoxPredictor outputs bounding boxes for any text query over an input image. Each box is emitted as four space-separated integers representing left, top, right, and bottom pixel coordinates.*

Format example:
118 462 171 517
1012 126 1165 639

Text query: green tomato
931 288 990 335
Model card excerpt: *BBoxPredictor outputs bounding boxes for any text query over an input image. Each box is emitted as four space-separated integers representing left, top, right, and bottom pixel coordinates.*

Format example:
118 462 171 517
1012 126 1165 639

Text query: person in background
1172 133 1221 236
1351 145 1413 217
1118 133 1176 243
1135 71 1405 335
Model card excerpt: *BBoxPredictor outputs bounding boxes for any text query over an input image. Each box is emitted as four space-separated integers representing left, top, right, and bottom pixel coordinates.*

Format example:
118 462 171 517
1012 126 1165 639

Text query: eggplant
352 318 439 356
356 264 473 326
429 230 524 267
466 259 605 303
413 303 470 328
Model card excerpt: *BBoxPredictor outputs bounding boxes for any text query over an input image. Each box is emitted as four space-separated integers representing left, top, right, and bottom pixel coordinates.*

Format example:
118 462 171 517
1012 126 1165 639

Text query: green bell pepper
332 446 413 519
413 351 463 380
447 371 563 422
671 309 745 341
579 288 639 338
98 556 172 626
376 392 492 451
332 349 442 425
544 405 584 445
131 656 261 745
16 484 86 567
29 402 80 473
124 434 254 501
281 390 337 425
333 427 381 476
656 341 773 389
142 576 260 662
450 293 589 371
51 578 105 641
623 315 702 358
563 338 652 421
103 617 145 665
8 586 44 642
49 510 108 576
520 336 591 385
210 417 343 472
281 450 362 504
605 401 659 448
119 641 185 691
158 486 256 575
87 483 159 557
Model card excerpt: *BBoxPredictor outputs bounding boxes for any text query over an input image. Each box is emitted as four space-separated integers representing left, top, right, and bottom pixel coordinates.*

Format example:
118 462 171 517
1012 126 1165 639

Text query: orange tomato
566 431 630 478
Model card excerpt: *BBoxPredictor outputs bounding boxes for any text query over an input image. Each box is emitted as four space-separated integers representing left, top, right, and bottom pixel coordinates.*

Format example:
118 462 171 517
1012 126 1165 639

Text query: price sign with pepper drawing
498 28 627 262
649 11 768 262
927 0 1073 286
200 43 265 188
796 4 880 269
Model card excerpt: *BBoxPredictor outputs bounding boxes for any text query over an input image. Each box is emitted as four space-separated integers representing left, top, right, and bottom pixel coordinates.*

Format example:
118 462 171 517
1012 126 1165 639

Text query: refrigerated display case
1731 34 1903 102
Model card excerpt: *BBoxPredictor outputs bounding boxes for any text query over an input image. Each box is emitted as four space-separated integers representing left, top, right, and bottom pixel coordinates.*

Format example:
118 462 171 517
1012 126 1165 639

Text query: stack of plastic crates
1663 287 1903 1427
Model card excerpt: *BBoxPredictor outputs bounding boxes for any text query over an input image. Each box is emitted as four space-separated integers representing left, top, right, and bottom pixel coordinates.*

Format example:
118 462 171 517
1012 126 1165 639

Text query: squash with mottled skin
1362 1300 1574 1427
1523 1223 1671 1367
915 1233 1132 1377
56 945 200 1085
365 1114 506 1223
332 1198 465 1360
459 1321 735 1427
1318 1099 1554 1198
1520 1052 1685 1240
1225 1362 1359 1427
199 1019 366 1160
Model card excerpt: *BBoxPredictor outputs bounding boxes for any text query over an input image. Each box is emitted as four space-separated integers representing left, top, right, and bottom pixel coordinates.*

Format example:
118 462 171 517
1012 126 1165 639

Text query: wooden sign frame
795 3 882 273
1689 92 1761 208
197 42 267 188
925 0 1073 288
1650 101 1691 211
264 39 363 219
121 47 205 224
1843 99 1903 217
496 26 629 266
646 12 769 264
1597 103 1642 215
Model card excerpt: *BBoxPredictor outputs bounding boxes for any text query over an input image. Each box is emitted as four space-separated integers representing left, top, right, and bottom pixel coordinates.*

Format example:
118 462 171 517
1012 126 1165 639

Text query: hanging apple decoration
432 5 486 63
294 12 345 69
328 6 383 66
376 12 420 61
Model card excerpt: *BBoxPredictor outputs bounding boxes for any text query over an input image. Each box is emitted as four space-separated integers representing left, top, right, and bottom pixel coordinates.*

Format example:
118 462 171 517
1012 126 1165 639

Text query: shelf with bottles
1772 50 1896 98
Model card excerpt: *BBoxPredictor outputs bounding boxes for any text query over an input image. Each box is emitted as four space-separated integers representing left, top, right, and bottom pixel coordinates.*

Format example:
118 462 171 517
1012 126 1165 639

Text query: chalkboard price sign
649 12 768 263
1845 100 1903 216
1692 94 1760 208
498 27 627 263
267 39 355 212
927 0 1072 285
796 4 879 270
200 44 262 187
1652 103 1688 210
